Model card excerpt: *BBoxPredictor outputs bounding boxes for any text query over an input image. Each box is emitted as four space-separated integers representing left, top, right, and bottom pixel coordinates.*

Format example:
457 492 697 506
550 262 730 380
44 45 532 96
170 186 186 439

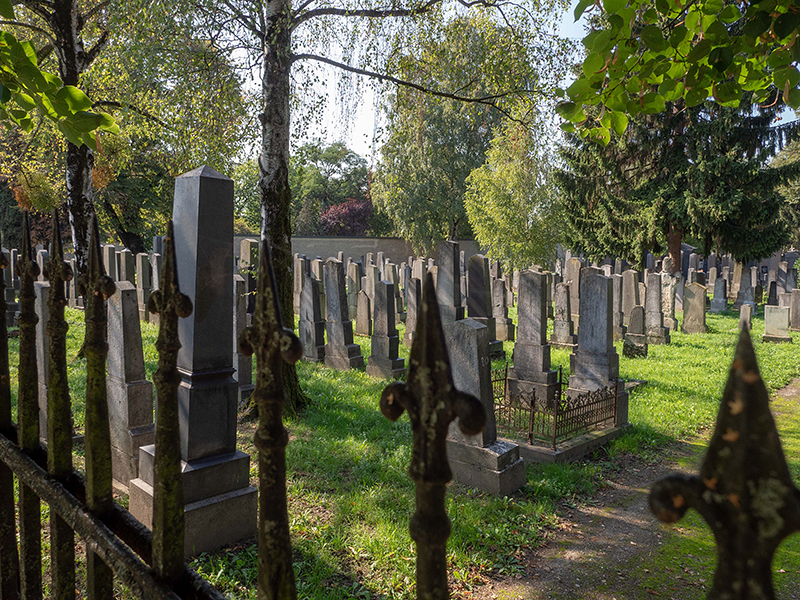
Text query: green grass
6 302 800 598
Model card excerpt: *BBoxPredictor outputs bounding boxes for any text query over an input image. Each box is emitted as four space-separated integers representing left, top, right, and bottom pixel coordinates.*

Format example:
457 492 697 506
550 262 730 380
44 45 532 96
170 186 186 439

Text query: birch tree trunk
260 0 308 414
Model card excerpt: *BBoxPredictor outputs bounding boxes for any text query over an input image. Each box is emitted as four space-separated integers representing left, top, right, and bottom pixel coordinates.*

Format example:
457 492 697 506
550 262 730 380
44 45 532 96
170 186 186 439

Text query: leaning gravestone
130 166 256 557
681 282 707 334
299 268 326 362
447 318 525 496
107 281 155 492
710 278 727 313
324 258 365 370
623 305 648 358
366 280 405 379
507 271 559 405
763 306 793 343
567 272 629 424
550 282 578 349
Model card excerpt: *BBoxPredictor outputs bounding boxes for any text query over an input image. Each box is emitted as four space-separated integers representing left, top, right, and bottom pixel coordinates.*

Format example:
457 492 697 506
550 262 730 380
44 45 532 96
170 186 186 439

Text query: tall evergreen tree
556 95 800 269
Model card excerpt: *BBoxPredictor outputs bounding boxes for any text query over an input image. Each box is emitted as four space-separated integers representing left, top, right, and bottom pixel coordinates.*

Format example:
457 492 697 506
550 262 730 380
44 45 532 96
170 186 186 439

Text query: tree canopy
559 0 800 143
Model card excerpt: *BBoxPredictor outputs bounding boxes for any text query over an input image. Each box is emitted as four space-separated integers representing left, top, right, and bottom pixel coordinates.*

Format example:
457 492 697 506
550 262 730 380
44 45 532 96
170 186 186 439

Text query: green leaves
0 0 13 19
641 26 667 52
774 12 800 40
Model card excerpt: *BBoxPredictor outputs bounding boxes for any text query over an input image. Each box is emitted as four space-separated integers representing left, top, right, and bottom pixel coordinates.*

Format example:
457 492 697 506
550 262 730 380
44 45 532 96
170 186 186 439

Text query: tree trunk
668 222 682 275
51 0 96 276
260 0 308 415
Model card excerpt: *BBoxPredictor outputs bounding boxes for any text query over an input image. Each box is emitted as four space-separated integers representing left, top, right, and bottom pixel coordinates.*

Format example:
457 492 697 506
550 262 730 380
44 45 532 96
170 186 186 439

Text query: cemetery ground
6 305 800 599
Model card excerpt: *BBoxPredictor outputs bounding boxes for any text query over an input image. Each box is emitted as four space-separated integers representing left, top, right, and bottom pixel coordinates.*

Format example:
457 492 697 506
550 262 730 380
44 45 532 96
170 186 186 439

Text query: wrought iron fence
495 366 618 451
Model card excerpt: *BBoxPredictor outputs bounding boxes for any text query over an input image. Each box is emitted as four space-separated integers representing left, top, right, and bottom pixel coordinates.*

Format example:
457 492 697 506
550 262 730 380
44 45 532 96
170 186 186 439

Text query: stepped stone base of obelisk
446 440 526 496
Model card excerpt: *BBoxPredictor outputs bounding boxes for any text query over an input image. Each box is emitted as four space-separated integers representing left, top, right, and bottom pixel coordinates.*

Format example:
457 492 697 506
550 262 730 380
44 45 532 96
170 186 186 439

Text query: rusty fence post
380 273 485 600
147 221 192 583
239 238 302 600
0 235 20 600
44 211 76 600
650 327 800 600
78 217 118 599
16 214 42 600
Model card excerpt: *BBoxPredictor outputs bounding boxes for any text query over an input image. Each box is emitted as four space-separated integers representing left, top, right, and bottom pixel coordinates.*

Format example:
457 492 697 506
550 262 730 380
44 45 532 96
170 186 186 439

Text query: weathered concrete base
325 344 365 370
506 375 560 406
129 446 257 557
762 334 793 343
622 334 648 358
366 356 405 380
645 326 670 345
502 423 631 464
111 424 154 494
446 440 526 496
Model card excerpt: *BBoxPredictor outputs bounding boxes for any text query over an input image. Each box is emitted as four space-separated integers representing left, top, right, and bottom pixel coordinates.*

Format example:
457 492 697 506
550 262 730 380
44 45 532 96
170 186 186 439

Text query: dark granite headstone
324 258 364 370
299 269 326 362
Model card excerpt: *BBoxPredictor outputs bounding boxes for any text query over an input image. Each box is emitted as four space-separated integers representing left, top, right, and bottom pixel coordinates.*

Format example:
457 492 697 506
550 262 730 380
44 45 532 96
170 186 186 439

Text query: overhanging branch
92 100 170 128
292 0 443 28
0 20 55 44
291 52 537 121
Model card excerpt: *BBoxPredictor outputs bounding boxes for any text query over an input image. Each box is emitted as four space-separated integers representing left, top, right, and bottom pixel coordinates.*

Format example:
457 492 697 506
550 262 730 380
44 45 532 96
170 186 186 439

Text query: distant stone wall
233 235 482 265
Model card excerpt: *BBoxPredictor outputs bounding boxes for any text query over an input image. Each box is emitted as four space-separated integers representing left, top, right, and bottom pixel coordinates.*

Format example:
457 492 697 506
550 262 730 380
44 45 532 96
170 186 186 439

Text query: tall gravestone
565 257 582 320
134 252 151 322
346 261 360 320
567 272 629 424
366 281 405 379
611 273 627 341
447 319 525 496
324 258 365 370
623 305 647 358
792 289 800 332
129 166 256 557
507 271 559 405
467 254 504 358
299 267 326 362
101 246 116 281
107 281 155 492
119 249 135 284
681 282 707 334
492 278 515 341
621 269 639 327
437 241 464 325
355 289 372 336
645 272 670 344
403 277 421 347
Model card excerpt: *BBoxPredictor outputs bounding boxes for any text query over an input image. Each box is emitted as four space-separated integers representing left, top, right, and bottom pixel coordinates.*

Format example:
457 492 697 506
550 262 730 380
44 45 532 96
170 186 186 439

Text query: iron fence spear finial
381 273 485 600
650 327 800 600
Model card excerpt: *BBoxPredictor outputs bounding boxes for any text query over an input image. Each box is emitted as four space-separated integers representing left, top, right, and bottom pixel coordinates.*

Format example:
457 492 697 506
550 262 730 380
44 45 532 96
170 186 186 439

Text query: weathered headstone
436 241 465 324
565 257 582 319
739 303 752 330
755 283 764 305
366 281 405 379
645 272 670 344
346 261 360 320
550 282 578 348
107 281 155 492
767 281 779 306
324 258 365 370
102 245 116 281
708 266 717 287
467 254 504 358
763 305 792 343
119 248 135 284
567 273 629 424
791 289 800 331
710 278 728 313
507 271 559 405
299 269 325 362
681 282 707 334
492 278 514 341
403 277 421 347
623 305 648 358
611 274 627 341
35 281 50 438
130 166 256 556
621 269 639 327
232 274 254 407
135 252 151 322
447 318 525 496
355 289 372 337
36 249 49 282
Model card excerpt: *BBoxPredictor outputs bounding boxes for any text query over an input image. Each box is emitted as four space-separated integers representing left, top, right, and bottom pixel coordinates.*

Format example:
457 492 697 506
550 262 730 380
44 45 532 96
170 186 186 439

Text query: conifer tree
556 94 800 269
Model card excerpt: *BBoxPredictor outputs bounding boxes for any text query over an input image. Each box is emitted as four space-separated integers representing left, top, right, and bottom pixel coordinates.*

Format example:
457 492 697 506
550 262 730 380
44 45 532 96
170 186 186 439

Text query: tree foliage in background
372 12 570 253
319 198 373 236
557 95 799 267
465 116 561 269
560 0 800 143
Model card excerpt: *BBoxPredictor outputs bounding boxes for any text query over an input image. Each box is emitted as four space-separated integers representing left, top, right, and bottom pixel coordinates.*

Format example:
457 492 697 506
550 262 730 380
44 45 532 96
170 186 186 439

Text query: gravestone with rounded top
681 282 707 334
623 305 647 358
